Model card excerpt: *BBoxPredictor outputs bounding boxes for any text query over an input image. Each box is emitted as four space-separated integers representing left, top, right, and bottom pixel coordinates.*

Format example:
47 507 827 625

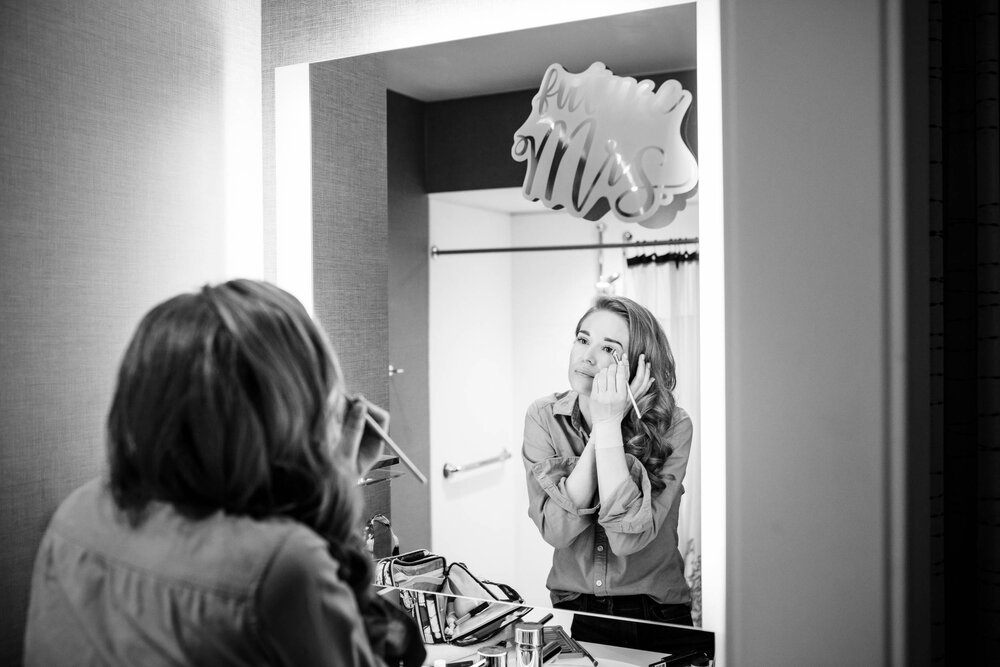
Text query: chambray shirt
522 391 692 606
23 478 385 667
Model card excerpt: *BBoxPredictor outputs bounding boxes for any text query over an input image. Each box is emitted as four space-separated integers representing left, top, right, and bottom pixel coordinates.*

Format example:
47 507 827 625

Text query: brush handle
625 384 642 419
364 413 428 484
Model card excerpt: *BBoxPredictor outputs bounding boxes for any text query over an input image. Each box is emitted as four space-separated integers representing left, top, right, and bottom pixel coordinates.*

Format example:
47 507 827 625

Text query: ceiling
382 4 697 102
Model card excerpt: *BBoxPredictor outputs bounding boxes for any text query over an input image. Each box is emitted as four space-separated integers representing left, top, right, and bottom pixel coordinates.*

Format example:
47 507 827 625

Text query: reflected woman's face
568 310 630 396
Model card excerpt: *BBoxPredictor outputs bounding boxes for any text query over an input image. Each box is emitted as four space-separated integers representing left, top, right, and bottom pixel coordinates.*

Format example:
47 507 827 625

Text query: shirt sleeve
257 528 387 667
522 401 598 549
598 412 693 556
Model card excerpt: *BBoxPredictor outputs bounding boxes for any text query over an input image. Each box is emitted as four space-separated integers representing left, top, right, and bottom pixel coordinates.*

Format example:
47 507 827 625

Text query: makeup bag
375 549 530 646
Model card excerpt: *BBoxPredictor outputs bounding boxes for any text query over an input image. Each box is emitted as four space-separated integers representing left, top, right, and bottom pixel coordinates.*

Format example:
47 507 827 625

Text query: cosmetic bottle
478 644 507 667
514 622 543 667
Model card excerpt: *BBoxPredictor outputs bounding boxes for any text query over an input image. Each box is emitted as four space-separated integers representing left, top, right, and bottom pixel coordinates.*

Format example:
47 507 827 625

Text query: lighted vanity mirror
274 1 724 638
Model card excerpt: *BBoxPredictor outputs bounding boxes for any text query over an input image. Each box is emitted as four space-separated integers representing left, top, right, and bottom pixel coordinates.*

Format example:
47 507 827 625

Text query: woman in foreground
24 279 422 666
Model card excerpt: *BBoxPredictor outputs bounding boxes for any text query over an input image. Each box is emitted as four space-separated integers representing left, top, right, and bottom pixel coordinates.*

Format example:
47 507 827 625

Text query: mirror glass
277 2 717 642
423 189 701 608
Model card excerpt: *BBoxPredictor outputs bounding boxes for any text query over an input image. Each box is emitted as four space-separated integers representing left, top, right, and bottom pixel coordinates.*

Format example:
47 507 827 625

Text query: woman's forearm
591 420 631 505
562 438 598 508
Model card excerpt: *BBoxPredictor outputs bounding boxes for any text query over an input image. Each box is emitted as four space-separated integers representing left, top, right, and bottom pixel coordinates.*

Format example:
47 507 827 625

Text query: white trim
696 0 727 663
274 63 314 313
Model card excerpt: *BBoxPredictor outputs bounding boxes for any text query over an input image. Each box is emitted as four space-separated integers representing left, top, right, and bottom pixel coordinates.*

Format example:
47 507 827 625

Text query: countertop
421 609 670 667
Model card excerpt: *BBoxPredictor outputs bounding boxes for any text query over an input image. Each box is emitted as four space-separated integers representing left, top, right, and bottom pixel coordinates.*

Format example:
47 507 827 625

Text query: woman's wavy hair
107 279 372 602
576 295 678 494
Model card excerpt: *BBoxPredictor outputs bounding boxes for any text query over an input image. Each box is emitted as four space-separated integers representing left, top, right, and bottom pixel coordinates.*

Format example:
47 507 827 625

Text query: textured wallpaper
0 1 261 661
309 56 389 408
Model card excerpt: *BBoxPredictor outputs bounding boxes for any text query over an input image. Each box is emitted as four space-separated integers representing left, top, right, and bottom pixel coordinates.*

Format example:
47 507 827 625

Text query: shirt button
595 580 603 587
596 546 604 552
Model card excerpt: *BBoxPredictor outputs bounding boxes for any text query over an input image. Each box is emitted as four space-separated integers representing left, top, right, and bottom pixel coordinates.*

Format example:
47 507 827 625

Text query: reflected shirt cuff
598 455 653 532
532 457 599 515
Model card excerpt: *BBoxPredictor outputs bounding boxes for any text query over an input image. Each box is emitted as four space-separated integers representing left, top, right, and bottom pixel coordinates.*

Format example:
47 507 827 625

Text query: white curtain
622 255 702 626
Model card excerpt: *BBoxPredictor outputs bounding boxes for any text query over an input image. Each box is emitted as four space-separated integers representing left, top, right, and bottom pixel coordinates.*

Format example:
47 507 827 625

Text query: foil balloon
512 62 698 228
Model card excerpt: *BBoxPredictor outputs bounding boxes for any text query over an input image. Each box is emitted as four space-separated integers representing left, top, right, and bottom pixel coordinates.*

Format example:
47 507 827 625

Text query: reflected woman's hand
590 356 630 424
592 353 655 425
629 353 655 406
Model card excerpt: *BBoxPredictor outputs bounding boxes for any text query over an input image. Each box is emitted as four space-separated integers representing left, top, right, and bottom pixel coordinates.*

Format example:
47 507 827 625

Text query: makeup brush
612 351 643 420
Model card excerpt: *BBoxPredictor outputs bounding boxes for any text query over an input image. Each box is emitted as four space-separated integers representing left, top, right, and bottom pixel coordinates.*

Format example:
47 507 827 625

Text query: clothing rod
430 237 699 257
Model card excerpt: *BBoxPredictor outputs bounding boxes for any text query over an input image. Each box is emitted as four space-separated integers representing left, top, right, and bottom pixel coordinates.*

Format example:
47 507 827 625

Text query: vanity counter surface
420 609 676 667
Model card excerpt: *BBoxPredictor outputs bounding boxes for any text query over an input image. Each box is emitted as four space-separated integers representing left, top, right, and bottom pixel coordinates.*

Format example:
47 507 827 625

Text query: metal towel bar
442 448 511 479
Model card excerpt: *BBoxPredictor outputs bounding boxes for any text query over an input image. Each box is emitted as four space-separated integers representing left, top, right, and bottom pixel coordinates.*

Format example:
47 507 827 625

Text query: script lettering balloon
512 62 698 228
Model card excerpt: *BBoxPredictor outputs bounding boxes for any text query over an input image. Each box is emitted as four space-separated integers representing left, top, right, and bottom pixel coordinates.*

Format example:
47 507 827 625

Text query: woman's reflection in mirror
522 295 710 655
23 279 424 667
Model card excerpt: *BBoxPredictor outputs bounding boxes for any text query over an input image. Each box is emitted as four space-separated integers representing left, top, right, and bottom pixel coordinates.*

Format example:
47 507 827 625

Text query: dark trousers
554 593 714 658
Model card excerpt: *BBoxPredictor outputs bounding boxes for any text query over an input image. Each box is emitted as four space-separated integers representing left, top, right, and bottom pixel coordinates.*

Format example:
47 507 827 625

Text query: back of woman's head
107 279 369 590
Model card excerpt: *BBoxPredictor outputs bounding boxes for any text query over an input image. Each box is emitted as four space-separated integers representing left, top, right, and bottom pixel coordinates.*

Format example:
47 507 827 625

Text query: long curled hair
107 279 372 603
576 295 678 494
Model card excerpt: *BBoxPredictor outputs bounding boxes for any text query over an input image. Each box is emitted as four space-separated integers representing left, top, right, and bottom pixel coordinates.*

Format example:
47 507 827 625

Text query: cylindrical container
477 644 507 667
514 622 544 667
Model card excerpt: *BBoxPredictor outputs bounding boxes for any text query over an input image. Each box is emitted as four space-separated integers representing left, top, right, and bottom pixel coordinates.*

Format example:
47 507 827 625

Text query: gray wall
310 57 389 408
264 1 929 664
387 90 432 553
0 1 261 662
720 0 928 663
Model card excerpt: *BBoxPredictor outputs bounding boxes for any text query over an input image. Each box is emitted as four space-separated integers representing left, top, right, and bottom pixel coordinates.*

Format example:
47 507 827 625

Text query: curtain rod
430 237 699 257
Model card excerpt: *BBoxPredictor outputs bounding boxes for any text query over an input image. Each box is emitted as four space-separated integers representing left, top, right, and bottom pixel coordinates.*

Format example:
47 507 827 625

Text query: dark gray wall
0 1 261 662
387 91 432 552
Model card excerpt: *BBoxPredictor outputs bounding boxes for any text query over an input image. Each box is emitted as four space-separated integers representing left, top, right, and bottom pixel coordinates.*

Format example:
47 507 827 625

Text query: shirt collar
553 391 589 438
552 390 578 416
